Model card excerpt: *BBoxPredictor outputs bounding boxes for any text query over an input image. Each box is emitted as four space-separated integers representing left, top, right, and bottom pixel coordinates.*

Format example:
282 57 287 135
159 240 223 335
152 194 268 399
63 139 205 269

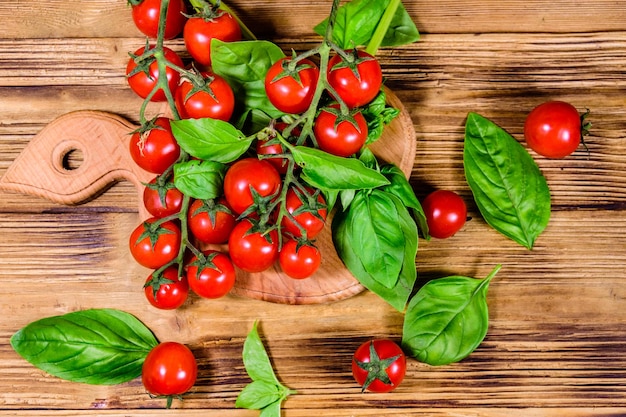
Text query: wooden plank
2 1 626 39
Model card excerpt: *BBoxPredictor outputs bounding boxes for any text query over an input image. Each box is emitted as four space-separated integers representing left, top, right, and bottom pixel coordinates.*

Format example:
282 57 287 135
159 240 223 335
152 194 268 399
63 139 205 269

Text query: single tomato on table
421 190 467 239
352 339 406 393
142 342 197 404
524 100 586 158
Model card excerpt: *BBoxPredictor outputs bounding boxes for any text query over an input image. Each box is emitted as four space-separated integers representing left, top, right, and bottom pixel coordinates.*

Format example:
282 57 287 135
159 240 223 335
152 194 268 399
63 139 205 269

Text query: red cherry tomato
352 339 406 393
129 218 181 269
186 250 236 299
183 12 241 67
142 342 197 398
143 176 184 218
131 0 187 40
422 190 467 239
327 50 382 108
280 186 327 239
126 46 183 102
278 239 321 279
144 266 188 310
265 57 320 114
187 198 236 244
524 100 584 158
223 158 282 215
314 105 368 157
129 117 181 174
175 72 235 121
228 219 279 273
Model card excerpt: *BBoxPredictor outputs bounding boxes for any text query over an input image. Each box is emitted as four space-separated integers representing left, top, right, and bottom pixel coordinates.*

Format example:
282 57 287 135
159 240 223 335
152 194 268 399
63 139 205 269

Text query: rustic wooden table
1 0 626 415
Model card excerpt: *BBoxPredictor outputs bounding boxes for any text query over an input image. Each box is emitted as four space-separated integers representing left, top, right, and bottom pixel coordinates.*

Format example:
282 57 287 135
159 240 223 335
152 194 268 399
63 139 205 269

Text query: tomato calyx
237 185 281 221
185 0 223 20
144 269 178 299
329 48 376 81
191 198 233 229
144 174 177 208
186 249 221 273
179 67 219 103
270 56 318 88
135 219 178 248
354 342 403 393
126 42 158 80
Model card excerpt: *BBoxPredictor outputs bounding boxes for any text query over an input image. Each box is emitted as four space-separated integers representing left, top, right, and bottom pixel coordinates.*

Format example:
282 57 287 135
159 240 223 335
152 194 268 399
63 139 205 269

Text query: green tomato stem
365 0 401 56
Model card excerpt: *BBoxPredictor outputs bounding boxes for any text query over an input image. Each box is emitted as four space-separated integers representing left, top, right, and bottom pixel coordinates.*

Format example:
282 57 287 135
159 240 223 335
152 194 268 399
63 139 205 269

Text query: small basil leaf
464 113 551 249
173 159 227 200
211 39 285 119
171 118 252 163
242 321 280 385
362 90 400 144
292 146 389 190
381 2 420 47
333 192 417 311
380 164 429 238
348 190 405 288
402 265 500 366
260 400 282 417
235 380 282 410
10 309 157 385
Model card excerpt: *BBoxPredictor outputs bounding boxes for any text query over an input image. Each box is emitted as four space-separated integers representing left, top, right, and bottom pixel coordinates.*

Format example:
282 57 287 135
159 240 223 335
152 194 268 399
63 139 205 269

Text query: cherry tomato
175 72 235 121
129 117 181 174
187 198 236 244
186 250 236 299
143 176 184 218
279 239 321 279
314 105 368 157
228 219 279 273
422 190 467 239
144 266 188 310
280 186 327 239
352 339 406 393
255 122 300 175
142 342 197 398
223 158 282 215
184 12 241 67
524 100 584 158
126 46 183 102
265 57 320 114
129 218 181 269
131 0 187 40
327 50 382 108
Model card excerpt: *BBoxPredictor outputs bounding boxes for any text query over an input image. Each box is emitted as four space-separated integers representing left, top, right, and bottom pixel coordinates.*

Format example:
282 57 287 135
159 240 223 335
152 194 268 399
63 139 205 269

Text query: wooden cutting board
0 89 416 304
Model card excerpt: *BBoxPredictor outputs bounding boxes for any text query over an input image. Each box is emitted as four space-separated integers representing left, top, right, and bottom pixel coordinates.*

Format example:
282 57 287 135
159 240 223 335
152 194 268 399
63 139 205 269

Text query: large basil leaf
173 159 227 200
464 112 551 249
402 266 500 366
211 39 285 120
292 146 389 190
314 0 419 49
10 309 157 385
171 118 253 163
333 191 417 311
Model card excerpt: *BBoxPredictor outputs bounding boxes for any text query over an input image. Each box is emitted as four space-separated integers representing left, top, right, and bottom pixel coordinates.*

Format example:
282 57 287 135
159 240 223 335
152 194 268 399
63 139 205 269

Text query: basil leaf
333 191 417 311
237 321 294 415
235 380 282 410
347 190 405 288
362 90 400 144
171 118 252 163
292 146 389 190
211 39 285 119
380 164 429 238
10 309 157 385
173 159 227 200
314 0 418 49
464 113 551 249
402 265 500 366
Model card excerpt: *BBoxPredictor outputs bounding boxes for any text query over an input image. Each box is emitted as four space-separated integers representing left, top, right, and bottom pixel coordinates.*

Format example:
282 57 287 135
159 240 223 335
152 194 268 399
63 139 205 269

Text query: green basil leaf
347 190 405 288
171 118 252 163
380 164 429 238
235 380 282 410
260 400 282 417
402 265 500 366
242 321 280 385
10 309 157 385
333 192 417 311
362 90 400 144
173 159 227 200
211 39 285 119
464 113 551 249
292 146 389 190
314 0 418 49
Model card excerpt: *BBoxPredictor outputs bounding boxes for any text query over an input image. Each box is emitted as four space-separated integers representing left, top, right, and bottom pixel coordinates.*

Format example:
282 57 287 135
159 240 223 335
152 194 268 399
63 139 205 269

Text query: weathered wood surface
1 0 626 415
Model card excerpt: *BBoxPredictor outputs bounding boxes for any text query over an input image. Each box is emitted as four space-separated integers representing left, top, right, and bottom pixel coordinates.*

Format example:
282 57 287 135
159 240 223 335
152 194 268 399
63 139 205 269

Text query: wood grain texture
1 0 626 415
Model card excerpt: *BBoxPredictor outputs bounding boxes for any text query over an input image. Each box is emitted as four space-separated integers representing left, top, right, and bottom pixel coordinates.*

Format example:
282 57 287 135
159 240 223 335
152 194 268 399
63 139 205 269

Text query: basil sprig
464 112 551 249
402 265 500 366
236 322 295 416
10 309 157 385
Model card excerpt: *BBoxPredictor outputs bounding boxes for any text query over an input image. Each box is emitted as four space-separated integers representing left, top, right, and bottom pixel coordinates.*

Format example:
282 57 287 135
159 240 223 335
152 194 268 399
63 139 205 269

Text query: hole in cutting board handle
61 148 84 171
